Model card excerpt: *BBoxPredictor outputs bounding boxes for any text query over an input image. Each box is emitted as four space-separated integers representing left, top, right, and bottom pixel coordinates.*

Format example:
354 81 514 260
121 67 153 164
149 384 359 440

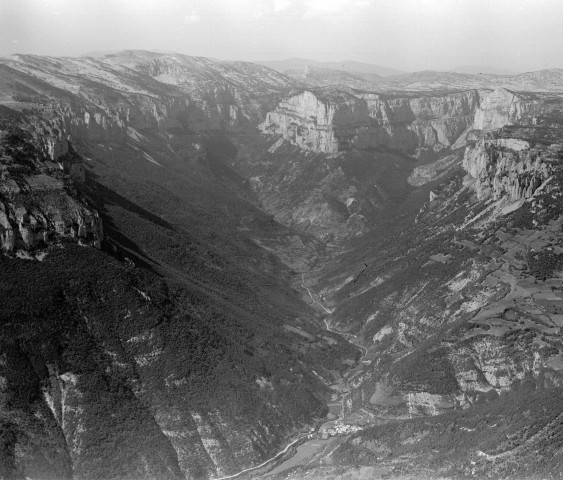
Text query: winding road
300 274 333 315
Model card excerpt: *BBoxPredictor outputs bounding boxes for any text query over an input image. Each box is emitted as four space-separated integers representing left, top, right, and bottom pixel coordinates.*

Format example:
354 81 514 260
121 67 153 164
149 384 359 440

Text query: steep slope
0 111 102 253
246 87 540 243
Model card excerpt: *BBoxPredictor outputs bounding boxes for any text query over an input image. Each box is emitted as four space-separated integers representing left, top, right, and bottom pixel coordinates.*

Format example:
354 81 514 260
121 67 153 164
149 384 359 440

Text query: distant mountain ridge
452 64 519 75
257 58 406 78
298 66 563 93
256 57 563 92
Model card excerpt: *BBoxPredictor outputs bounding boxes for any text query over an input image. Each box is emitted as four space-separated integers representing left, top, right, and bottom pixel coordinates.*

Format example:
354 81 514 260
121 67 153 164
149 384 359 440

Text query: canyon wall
259 90 369 152
260 88 531 154
0 53 350 480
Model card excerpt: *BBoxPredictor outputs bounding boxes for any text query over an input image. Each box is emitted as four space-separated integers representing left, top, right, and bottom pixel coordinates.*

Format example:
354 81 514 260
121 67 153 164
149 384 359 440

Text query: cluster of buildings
318 423 362 439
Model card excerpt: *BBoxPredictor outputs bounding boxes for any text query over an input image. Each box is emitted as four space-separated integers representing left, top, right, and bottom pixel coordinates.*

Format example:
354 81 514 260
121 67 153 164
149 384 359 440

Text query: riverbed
266 437 339 476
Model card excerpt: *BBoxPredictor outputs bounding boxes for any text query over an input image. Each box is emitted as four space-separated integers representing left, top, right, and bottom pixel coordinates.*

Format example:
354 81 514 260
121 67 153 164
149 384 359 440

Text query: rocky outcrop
44 132 69 160
260 88 530 154
462 137 551 200
0 125 103 253
0 187 103 253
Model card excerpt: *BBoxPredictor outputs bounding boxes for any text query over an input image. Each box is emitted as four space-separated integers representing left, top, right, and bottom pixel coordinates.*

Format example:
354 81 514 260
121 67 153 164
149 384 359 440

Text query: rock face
0 123 103 253
260 88 530 154
472 88 528 131
463 137 552 200
359 90 479 151
259 90 370 153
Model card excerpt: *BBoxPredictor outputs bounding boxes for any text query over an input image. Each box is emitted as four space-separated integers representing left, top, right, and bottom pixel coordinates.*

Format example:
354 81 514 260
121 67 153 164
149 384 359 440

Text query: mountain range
257 57 555 80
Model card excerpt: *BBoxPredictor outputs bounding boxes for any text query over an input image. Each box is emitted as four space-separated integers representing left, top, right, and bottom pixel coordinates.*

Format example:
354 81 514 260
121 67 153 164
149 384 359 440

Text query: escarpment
142 56 293 130
259 88 531 154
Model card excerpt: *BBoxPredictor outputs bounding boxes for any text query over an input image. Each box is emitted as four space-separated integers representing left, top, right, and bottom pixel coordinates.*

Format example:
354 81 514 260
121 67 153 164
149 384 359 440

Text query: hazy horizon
1 0 561 73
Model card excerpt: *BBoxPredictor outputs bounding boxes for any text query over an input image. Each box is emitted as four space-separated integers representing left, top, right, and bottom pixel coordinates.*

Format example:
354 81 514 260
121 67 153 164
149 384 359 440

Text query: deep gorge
1 51 563 480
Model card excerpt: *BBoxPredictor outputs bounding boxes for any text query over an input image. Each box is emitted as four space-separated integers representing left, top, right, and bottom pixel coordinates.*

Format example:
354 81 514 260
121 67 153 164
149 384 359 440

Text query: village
317 421 363 440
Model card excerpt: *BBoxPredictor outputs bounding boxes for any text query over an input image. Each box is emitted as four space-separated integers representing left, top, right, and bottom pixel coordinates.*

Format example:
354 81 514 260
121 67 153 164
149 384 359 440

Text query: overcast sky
0 0 561 72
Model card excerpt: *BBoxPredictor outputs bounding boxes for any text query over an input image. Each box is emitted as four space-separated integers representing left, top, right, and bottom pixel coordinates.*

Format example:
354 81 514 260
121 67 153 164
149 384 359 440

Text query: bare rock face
473 88 527 131
0 207 15 251
259 90 369 153
362 90 479 150
44 132 69 160
46 104 127 144
463 137 551 200
260 88 526 154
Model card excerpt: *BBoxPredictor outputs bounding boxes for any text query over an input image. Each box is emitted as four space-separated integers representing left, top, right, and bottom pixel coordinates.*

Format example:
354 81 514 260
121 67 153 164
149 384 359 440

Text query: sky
0 0 561 73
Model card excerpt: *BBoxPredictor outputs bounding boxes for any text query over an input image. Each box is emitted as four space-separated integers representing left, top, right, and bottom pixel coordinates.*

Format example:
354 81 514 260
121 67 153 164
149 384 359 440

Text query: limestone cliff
358 90 479 151
260 88 531 154
472 88 529 131
259 89 369 152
